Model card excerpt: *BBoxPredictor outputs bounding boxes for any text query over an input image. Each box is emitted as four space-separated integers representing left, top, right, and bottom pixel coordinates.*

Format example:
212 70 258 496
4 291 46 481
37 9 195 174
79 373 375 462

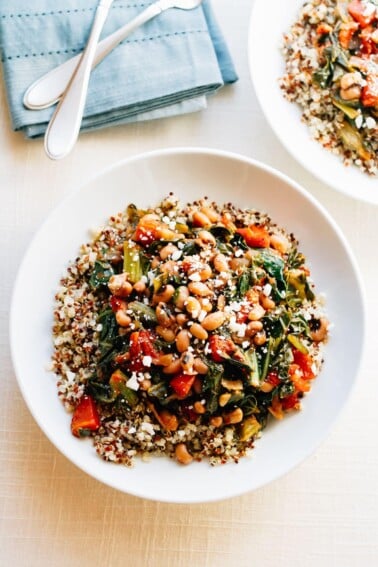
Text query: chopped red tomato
71 395 100 438
338 21 359 49
180 401 199 422
281 393 300 411
110 296 126 312
208 335 235 362
359 26 378 55
236 304 250 323
361 74 378 107
348 0 376 27
129 330 159 371
170 374 196 399
289 364 311 392
134 224 158 246
266 371 281 387
292 349 315 380
236 225 270 248
316 23 332 35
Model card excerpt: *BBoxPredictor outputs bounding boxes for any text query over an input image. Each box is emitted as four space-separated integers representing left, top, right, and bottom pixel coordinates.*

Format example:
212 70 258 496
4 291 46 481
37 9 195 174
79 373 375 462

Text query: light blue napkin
0 0 237 138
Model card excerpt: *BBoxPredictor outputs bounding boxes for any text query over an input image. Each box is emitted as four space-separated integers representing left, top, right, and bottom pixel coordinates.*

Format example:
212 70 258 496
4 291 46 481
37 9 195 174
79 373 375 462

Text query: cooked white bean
190 323 208 341
201 311 226 331
175 443 193 465
176 330 190 353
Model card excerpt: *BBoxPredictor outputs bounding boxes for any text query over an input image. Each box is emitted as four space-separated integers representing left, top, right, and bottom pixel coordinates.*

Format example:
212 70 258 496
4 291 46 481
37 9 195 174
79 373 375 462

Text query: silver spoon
44 0 115 160
24 0 203 111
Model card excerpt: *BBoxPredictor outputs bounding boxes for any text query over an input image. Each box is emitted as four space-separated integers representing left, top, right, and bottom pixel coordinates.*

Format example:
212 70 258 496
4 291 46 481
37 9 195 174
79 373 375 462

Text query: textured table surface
1 1 377 566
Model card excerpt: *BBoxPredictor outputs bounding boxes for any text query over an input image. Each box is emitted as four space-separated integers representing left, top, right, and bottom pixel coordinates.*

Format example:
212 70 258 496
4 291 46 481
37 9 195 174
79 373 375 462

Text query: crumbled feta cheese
235 249 244 258
66 370 76 383
142 355 152 367
229 320 247 337
171 250 182 261
126 373 140 391
128 426 136 434
204 342 211 355
229 301 241 312
365 116 376 129
189 272 201 282
355 114 363 130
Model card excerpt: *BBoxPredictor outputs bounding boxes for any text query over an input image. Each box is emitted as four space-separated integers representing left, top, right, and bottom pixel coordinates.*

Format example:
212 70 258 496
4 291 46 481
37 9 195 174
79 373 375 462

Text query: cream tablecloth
1 1 377 566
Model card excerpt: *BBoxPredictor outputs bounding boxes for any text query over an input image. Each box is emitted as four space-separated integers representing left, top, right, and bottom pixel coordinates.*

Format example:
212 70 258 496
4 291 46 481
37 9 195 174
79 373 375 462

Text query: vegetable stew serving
52 196 329 466
280 0 378 175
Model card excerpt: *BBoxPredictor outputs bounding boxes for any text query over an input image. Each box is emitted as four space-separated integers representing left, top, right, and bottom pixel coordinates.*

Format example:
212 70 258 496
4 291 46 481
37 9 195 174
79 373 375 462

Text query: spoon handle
44 0 114 160
24 1 166 111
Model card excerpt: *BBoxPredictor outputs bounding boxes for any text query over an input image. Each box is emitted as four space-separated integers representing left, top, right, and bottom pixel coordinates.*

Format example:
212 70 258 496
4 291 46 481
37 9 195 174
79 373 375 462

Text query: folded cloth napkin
0 0 237 138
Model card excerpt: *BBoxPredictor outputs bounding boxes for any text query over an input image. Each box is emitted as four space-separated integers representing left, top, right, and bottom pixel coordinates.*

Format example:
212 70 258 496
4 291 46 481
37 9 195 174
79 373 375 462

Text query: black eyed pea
185 296 201 318
188 281 212 297
152 284 175 305
230 257 250 271
213 253 230 273
248 304 266 321
221 378 243 391
223 407 244 425
163 358 182 375
246 320 263 337
259 292 275 311
198 297 213 313
156 303 175 327
159 243 179 260
219 392 232 407
193 401 206 414
141 213 159 222
176 313 189 327
189 323 209 341
217 295 226 311
193 358 209 375
270 233 289 254
174 286 189 310
210 416 223 428
198 264 213 281
156 325 176 343
175 443 193 465
176 329 191 353
192 210 211 228
340 71 364 100
133 279 146 294
196 230 216 247
108 273 133 298
115 310 132 327
310 317 329 342
180 351 195 373
201 311 226 331
200 205 219 223
253 331 267 346
156 353 174 366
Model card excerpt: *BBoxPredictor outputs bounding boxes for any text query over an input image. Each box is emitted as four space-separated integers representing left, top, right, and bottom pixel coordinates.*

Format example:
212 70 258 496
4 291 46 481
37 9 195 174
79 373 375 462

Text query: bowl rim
248 0 378 206
9 147 367 503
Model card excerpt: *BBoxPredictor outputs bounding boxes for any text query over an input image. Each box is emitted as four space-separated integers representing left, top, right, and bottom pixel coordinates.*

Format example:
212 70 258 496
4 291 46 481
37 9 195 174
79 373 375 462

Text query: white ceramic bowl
249 0 378 205
10 148 365 503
